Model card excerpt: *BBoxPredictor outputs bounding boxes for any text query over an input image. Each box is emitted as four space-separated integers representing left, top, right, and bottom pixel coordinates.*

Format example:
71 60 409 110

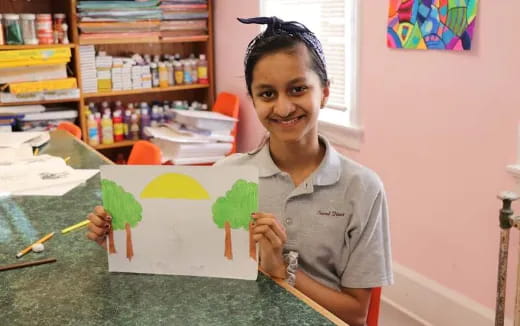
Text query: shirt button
285 217 293 225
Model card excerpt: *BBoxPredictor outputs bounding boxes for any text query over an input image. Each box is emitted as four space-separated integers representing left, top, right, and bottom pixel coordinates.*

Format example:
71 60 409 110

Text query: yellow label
197 66 207 79
175 71 184 84
114 123 124 135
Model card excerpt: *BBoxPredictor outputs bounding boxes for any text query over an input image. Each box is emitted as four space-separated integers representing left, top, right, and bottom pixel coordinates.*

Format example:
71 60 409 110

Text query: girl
87 17 393 326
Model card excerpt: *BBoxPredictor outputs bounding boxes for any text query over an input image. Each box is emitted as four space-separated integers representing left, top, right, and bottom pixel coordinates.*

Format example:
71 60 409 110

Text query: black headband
237 16 327 76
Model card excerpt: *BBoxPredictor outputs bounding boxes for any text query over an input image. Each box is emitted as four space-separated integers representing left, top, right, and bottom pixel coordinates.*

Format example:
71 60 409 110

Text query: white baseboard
381 262 513 326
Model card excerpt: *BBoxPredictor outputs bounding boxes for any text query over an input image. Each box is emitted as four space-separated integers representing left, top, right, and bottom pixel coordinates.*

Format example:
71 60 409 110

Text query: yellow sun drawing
140 173 210 200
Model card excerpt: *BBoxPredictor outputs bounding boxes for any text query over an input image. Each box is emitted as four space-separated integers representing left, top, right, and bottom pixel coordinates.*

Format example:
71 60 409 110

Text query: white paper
0 131 48 148
0 144 34 164
0 155 99 195
101 165 259 280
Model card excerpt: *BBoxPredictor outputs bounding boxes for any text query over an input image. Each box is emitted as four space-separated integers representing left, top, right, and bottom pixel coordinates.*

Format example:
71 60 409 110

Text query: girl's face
250 44 329 145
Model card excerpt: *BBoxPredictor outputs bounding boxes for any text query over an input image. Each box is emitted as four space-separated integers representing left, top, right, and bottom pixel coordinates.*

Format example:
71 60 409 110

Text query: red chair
127 140 162 165
367 287 382 326
212 92 239 154
57 121 82 139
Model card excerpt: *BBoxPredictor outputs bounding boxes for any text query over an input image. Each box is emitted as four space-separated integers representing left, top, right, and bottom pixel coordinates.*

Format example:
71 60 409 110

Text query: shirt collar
250 135 342 185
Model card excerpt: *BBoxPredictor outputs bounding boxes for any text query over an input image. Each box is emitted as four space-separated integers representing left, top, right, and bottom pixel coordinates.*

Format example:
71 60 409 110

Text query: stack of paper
0 154 99 196
80 45 97 93
77 0 162 42
160 0 208 40
144 108 237 165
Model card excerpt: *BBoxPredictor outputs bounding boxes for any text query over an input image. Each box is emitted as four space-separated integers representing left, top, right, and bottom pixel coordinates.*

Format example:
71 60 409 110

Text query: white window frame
260 0 363 151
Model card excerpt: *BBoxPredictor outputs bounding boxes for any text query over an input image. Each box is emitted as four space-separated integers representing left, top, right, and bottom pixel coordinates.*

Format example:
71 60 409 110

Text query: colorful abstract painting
387 0 478 50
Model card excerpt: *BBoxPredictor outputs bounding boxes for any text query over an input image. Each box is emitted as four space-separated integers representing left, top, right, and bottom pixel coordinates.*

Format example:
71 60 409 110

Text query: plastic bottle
140 104 151 139
94 112 102 144
123 109 132 140
130 113 140 140
174 61 183 85
183 60 193 84
166 62 174 86
150 63 159 88
101 113 114 145
190 60 198 84
158 62 168 88
151 106 161 127
113 110 124 142
197 54 208 84
87 114 99 146
4 14 23 45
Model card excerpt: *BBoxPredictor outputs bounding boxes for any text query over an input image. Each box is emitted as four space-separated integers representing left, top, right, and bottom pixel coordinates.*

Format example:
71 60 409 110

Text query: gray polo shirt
215 136 393 290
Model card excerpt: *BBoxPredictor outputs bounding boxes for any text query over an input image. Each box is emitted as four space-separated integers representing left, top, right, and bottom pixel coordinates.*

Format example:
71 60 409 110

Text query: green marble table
0 131 338 326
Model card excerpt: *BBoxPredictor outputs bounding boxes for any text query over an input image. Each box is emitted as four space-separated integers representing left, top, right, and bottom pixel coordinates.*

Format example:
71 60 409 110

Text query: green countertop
0 131 336 326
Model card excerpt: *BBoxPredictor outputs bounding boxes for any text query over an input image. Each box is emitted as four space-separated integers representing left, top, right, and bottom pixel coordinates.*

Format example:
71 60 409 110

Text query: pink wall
215 0 520 314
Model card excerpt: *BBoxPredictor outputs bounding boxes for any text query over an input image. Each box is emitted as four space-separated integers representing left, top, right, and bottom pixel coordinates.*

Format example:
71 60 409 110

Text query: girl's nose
273 95 296 117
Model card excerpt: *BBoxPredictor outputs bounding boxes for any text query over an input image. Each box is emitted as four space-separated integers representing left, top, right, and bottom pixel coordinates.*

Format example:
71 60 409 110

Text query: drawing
101 179 143 261
212 179 258 260
387 0 478 50
100 165 259 280
141 173 210 200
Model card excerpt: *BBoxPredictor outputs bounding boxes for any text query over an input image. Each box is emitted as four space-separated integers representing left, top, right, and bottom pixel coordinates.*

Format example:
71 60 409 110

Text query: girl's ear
320 81 330 108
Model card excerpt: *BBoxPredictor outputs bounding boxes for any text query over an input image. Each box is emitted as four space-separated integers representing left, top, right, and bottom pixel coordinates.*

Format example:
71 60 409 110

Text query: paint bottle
113 110 124 142
150 63 159 88
94 111 102 144
190 60 198 84
87 114 99 146
166 62 174 86
158 62 168 88
123 109 132 140
197 54 208 84
183 60 193 84
174 61 183 85
140 105 151 139
130 113 140 140
101 113 114 145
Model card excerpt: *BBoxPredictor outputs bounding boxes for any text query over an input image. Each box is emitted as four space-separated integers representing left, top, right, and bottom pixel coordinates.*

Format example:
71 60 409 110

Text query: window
261 0 362 150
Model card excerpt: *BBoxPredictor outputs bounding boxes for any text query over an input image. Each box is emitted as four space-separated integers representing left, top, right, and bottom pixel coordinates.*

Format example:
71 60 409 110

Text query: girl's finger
254 217 287 242
88 213 108 228
94 206 108 220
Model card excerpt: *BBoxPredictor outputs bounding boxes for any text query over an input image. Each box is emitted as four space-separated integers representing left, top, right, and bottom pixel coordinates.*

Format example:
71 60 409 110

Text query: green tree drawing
101 179 143 261
212 179 258 260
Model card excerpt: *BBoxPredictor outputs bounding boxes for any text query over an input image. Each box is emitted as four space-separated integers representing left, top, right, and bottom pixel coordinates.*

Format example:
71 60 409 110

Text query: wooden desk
0 131 345 325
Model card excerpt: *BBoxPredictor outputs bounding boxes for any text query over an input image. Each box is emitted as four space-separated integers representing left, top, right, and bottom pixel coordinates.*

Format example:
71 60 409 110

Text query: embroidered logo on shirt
317 210 345 217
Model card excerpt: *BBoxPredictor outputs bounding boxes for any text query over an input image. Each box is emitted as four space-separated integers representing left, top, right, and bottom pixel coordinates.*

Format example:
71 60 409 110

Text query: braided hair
238 16 328 96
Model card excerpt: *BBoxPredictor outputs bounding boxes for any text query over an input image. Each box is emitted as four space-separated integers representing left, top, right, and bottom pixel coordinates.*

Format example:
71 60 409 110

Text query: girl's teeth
280 118 298 125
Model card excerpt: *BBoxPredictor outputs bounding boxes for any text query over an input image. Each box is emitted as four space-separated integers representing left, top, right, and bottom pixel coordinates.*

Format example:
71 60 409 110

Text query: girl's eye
291 86 307 94
259 91 275 99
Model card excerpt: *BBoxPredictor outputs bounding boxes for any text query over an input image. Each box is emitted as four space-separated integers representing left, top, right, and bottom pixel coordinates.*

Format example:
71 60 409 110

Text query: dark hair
238 17 328 96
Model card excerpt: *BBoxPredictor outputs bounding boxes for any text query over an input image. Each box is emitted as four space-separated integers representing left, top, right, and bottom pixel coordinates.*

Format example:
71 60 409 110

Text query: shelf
0 98 80 107
0 44 76 50
92 140 139 150
79 36 208 45
83 84 210 98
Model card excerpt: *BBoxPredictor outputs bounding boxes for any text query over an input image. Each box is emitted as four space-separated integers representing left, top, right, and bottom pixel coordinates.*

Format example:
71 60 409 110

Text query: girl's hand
86 206 112 248
252 212 287 279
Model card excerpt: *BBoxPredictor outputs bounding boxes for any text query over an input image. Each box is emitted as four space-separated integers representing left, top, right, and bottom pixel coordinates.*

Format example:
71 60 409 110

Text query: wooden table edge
259 270 349 326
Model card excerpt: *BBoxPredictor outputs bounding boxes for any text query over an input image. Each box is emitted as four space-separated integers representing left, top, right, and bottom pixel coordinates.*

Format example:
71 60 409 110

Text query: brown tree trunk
249 221 256 261
125 223 134 261
224 221 232 260
108 228 116 253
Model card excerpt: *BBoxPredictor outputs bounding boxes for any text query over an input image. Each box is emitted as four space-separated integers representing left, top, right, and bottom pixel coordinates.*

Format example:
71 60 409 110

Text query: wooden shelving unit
83 84 210 99
1 0 215 156
79 35 209 46
0 98 80 107
0 44 76 50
